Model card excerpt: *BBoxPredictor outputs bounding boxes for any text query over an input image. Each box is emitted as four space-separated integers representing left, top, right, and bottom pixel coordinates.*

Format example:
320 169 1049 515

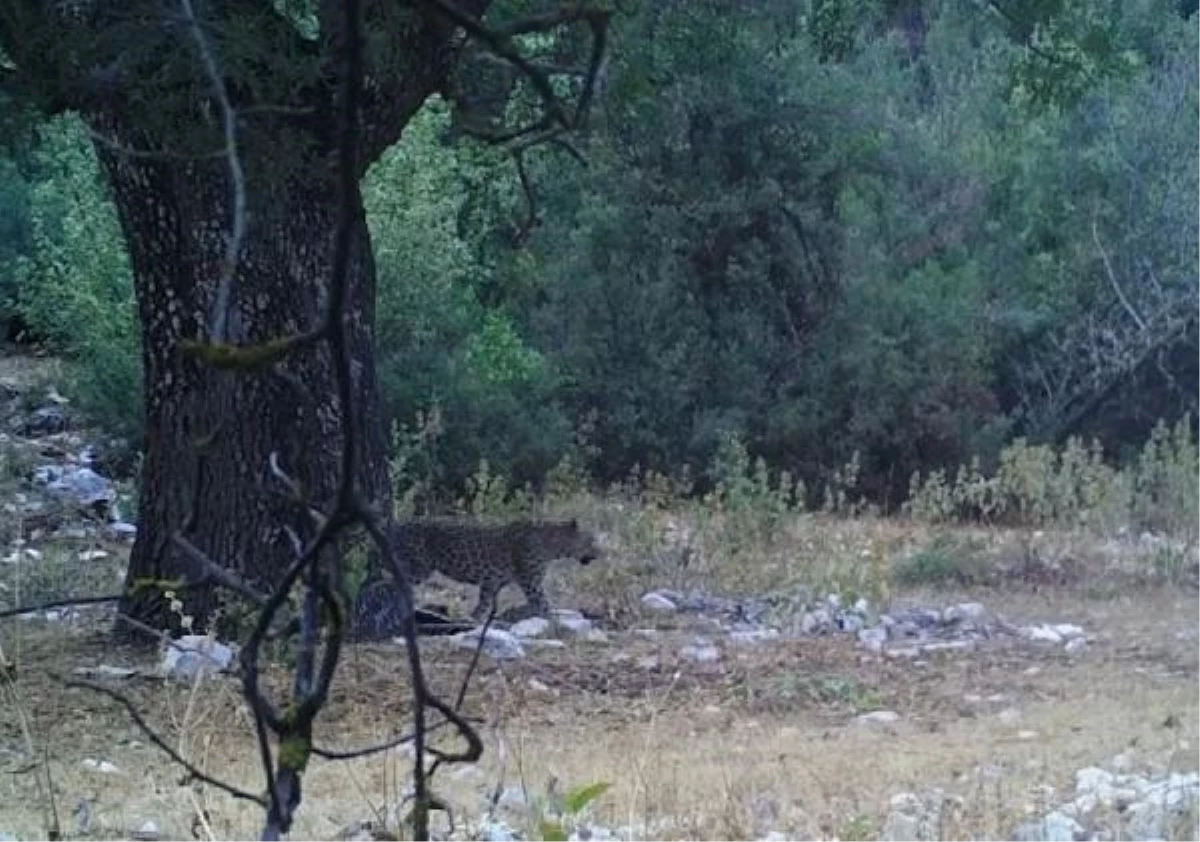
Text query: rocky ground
0 353 1197 841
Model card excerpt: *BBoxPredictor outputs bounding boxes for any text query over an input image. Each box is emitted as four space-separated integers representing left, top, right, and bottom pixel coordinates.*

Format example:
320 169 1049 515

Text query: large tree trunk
91 122 393 642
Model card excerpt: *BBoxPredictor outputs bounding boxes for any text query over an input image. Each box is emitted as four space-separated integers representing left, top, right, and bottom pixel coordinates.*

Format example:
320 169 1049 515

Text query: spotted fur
350 518 599 638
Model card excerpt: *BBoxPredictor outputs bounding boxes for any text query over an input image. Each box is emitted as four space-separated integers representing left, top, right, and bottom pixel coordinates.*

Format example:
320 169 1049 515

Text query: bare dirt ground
1 580 1196 840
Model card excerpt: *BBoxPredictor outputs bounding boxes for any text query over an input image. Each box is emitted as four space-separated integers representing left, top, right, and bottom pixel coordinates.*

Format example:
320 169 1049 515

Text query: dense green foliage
0 0 1195 507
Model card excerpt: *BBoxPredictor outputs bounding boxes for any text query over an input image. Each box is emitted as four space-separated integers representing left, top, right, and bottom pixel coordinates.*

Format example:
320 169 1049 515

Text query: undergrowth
905 416 1198 540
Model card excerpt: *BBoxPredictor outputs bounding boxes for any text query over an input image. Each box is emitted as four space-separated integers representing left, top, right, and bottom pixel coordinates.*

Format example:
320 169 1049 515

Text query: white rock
997 707 1023 725
81 758 120 774
478 819 518 841
881 790 943 841
451 628 525 660
858 626 888 652
1050 623 1085 639
640 592 678 612
1022 625 1063 644
853 597 870 614
1064 637 1088 656
129 820 160 841
942 602 986 623
41 466 116 508
509 617 551 638
553 613 595 635
729 628 780 646
825 593 842 609
680 637 721 663
524 638 566 649
839 613 865 633
1012 810 1083 842
110 522 137 538
801 609 831 634
580 628 609 644
161 636 236 683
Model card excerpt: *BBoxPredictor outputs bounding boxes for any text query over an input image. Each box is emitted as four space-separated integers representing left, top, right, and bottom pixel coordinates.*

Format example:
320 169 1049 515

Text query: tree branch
58 675 267 807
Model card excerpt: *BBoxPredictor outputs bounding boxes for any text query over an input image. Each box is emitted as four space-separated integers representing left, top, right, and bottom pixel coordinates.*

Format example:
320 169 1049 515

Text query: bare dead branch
175 0 246 345
0 593 120 620
421 0 610 136
58 675 268 807
1092 213 1146 332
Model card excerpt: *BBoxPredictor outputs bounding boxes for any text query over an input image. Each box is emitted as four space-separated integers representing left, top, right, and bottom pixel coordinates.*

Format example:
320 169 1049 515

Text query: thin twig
177 0 246 344
58 675 267 806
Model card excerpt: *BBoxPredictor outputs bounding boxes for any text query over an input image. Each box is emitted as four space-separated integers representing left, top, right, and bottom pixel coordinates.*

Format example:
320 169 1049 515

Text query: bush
12 116 142 441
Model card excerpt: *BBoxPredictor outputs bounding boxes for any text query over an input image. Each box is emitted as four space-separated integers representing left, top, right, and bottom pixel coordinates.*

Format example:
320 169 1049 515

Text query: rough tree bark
89 122 394 637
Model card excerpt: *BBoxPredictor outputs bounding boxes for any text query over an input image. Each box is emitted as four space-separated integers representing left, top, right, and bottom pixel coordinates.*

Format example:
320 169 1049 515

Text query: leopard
351 517 600 636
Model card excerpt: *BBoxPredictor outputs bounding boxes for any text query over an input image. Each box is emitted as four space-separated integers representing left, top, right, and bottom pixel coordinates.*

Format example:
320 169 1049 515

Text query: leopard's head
548 518 600 566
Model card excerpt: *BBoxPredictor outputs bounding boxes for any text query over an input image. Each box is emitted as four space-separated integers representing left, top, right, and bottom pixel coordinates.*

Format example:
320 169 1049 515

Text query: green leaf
539 820 569 842
563 781 611 815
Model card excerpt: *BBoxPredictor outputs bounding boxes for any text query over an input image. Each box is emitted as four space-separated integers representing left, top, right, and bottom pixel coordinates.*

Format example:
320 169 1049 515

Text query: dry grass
1 505 1198 840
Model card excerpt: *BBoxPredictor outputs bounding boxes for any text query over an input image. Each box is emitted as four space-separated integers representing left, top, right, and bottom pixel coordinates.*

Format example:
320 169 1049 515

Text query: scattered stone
552 610 596 636
451 628 525 661
1012 810 1084 841
109 521 137 539
35 465 116 512
881 790 952 841
1064 637 1088 656
129 819 160 841
81 757 120 774
729 628 780 646
162 635 237 682
528 678 555 695
19 405 67 436
1018 764 1198 842
581 627 610 643
524 638 566 650
942 602 986 623
1023 625 1065 644
997 707 1023 725
509 617 551 639
635 655 660 670
640 591 678 613
680 637 721 663
858 626 888 652
757 833 789 842
478 819 520 841
801 608 832 634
